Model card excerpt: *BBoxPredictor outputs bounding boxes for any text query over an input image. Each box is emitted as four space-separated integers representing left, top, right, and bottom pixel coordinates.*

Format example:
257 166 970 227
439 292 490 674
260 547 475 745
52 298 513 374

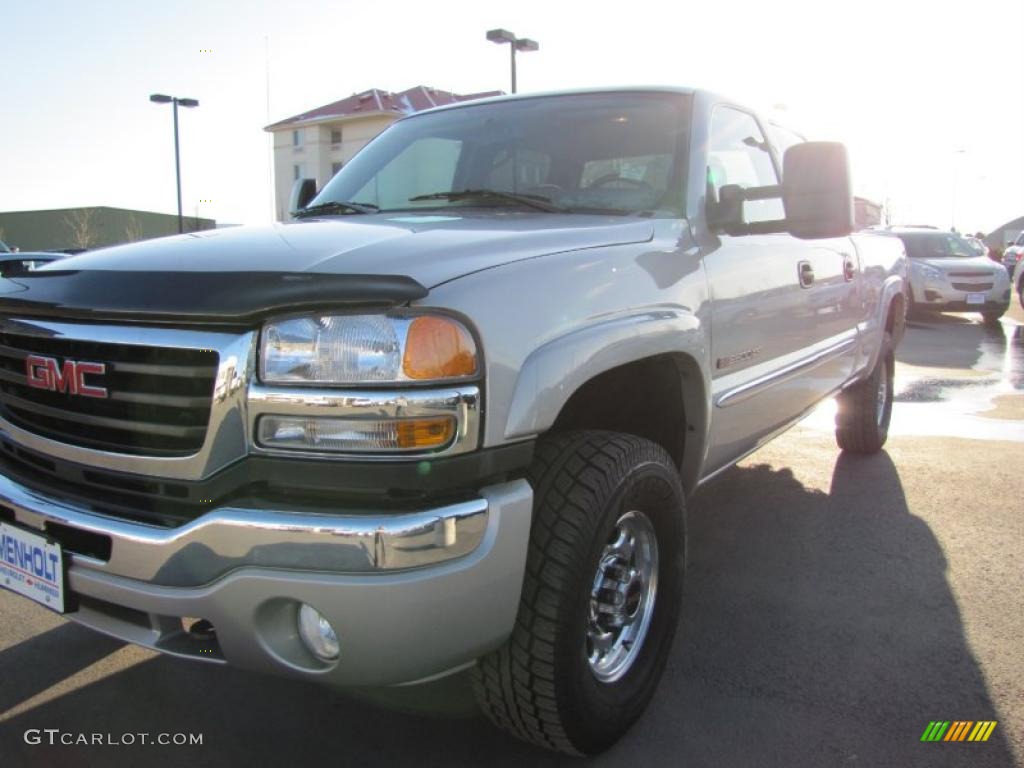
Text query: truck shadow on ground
0 451 1013 767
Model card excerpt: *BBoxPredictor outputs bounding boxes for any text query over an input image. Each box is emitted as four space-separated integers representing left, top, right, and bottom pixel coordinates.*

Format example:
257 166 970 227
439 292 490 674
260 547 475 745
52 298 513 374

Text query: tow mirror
289 178 318 215
781 142 854 239
706 141 854 240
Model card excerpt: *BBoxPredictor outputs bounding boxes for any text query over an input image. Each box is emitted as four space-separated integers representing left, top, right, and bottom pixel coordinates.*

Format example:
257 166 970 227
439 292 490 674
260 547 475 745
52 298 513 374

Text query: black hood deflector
0 270 428 325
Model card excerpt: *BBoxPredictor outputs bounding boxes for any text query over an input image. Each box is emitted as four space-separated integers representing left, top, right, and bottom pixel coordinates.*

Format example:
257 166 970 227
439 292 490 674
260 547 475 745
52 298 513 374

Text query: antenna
265 35 274 221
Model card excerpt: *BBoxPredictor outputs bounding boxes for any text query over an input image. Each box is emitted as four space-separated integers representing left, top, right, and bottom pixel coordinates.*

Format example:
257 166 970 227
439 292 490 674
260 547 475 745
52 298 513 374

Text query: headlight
915 263 943 282
260 313 478 385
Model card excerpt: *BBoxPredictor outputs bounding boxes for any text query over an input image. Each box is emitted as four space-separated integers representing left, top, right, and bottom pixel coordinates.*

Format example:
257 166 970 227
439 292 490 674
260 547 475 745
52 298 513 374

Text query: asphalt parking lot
1 305 1021 768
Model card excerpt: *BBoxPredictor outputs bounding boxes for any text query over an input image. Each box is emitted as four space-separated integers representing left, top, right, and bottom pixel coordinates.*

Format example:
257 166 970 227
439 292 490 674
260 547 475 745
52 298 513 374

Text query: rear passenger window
708 107 784 224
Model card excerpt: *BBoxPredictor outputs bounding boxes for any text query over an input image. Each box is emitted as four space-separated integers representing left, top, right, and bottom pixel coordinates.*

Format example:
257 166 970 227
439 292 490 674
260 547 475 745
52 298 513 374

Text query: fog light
257 415 455 452
297 603 339 661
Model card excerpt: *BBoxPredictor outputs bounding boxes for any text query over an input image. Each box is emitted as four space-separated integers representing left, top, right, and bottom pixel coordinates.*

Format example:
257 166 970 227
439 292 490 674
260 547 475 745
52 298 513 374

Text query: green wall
0 207 215 252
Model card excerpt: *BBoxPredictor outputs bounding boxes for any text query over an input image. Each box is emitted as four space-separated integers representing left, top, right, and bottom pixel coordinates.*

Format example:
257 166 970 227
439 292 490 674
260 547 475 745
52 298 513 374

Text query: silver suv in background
885 228 1010 323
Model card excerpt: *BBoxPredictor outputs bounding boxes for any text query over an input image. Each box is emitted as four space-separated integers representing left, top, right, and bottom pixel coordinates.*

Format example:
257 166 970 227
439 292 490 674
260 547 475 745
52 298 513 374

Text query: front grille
0 330 218 457
948 271 993 278
952 282 994 291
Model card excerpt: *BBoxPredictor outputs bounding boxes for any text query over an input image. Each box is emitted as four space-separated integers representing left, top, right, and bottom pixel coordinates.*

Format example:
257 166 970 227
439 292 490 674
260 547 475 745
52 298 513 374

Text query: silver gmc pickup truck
0 87 906 755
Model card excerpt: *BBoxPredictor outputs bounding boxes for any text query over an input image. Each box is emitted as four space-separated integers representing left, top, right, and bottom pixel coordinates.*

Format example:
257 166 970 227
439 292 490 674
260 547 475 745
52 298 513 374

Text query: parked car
0 87 907 756
965 236 989 259
1003 231 1024 274
1013 252 1024 309
882 228 1010 323
0 252 64 277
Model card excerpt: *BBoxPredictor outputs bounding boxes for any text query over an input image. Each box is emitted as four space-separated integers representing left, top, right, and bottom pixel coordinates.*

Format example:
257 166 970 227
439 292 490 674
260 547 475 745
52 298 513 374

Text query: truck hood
42 213 654 287
1 213 653 323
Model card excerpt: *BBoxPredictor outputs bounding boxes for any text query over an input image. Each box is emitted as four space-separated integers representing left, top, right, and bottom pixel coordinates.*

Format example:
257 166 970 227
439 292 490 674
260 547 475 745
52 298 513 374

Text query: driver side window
708 107 784 224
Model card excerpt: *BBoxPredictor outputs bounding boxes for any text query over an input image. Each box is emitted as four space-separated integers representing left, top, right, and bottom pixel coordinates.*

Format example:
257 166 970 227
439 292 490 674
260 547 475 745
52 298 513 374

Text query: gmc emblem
24 355 108 399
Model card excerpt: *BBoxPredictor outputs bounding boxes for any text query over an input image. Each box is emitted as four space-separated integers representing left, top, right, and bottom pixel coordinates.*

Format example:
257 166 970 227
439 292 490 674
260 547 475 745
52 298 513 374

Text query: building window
330 128 342 145
293 164 303 181
292 130 302 147
331 162 344 176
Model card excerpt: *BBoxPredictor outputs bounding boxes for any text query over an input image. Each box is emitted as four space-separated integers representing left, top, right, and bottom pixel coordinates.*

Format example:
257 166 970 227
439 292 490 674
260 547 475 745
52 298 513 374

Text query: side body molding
504 308 707 444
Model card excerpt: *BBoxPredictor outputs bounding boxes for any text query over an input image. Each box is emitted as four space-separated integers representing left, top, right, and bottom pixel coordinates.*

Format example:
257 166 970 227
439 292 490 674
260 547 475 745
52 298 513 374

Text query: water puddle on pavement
801 315 1024 443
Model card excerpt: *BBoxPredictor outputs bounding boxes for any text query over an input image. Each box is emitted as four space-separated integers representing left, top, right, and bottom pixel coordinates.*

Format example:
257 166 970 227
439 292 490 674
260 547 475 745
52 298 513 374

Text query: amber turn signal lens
396 417 455 449
402 316 478 380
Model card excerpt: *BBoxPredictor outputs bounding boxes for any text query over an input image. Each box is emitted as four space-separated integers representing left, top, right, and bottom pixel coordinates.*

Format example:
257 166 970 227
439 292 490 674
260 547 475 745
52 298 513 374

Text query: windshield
897 232 978 259
311 92 690 216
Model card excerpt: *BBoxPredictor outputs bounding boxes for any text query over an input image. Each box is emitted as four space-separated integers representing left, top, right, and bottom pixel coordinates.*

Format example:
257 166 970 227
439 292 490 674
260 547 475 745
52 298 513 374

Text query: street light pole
172 100 182 233
951 147 966 233
486 29 539 94
510 41 517 94
150 94 200 234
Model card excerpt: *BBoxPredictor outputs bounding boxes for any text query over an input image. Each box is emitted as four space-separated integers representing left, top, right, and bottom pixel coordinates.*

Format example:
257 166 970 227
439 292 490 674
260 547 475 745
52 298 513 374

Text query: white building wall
270 115 399 221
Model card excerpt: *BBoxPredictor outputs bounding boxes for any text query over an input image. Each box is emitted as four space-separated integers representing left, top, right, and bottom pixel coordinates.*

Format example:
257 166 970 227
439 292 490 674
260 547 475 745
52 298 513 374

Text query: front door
701 105 855 475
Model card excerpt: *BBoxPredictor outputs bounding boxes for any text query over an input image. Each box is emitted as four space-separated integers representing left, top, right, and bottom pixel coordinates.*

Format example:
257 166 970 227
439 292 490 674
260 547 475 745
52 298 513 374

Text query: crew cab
0 87 906 755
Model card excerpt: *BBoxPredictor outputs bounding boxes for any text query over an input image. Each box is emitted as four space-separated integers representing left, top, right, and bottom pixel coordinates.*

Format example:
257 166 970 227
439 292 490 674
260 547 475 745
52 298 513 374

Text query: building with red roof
265 86 501 220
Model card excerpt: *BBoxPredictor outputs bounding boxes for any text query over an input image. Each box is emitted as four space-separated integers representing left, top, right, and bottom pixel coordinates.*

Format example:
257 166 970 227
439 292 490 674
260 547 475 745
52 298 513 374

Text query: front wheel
472 431 686 755
835 332 894 454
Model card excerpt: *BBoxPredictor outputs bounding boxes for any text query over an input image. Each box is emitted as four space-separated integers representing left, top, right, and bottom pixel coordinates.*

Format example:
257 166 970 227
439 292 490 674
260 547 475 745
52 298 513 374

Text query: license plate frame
966 292 986 305
0 521 68 613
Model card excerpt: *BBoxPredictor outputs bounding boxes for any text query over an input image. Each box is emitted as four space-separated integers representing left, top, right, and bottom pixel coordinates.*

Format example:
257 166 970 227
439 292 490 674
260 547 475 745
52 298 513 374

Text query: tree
123 215 143 243
64 208 98 249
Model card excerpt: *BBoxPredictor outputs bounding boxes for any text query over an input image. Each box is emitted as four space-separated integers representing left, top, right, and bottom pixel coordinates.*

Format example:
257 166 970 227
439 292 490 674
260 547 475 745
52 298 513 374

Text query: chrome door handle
842 253 856 281
798 261 815 288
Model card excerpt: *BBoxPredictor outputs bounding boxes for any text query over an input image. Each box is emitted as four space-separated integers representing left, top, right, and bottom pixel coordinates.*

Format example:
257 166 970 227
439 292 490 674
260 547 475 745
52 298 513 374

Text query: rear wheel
982 308 1005 325
472 431 686 755
835 332 894 454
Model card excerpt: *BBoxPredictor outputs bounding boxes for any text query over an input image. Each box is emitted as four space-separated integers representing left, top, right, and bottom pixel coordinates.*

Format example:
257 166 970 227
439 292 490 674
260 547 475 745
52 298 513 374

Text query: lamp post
950 147 966 233
486 29 539 94
149 94 200 233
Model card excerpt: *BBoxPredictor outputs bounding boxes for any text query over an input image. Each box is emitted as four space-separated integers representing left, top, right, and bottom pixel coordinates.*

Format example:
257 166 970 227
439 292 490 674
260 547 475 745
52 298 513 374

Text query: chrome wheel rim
586 510 659 683
876 363 889 426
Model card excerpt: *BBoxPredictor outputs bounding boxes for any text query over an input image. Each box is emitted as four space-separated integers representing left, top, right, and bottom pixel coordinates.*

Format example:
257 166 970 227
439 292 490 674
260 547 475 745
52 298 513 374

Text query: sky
1 0 1022 234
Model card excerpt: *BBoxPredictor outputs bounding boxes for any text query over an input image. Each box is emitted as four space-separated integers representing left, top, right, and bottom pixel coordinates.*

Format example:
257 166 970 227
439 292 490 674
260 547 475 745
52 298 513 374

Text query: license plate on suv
967 292 986 305
0 522 66 613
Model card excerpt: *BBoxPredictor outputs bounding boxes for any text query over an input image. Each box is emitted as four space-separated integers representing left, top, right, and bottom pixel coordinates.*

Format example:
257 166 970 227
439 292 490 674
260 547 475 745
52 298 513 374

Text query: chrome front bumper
0 473 534 686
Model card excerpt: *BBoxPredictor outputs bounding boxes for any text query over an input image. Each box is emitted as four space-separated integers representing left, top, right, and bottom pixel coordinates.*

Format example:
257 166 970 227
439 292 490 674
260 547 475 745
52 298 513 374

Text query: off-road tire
835 332 894 453
471 431 686 755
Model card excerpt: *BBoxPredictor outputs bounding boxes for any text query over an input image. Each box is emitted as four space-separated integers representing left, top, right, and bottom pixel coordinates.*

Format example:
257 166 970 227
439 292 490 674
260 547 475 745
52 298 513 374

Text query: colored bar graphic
923 720 996 743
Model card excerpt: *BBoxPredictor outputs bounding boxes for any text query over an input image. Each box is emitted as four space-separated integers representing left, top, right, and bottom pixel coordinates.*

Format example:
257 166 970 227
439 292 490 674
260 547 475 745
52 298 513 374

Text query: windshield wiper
408 189 564 213
293 200 379 218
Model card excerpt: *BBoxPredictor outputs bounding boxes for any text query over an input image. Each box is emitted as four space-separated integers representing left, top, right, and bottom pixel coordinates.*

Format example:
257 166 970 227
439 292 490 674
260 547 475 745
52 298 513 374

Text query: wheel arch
504 310 709 494
885 290 907 345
